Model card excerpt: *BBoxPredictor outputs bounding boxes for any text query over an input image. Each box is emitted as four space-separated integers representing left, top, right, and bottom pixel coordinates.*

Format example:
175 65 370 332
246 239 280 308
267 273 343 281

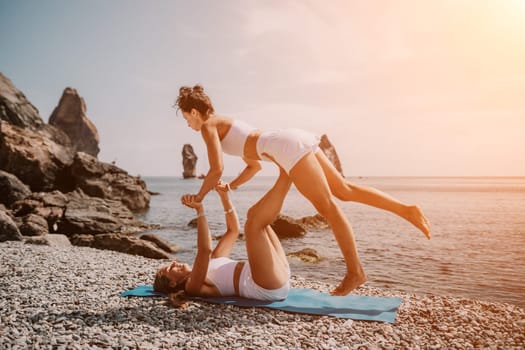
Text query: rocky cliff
0 72 170 259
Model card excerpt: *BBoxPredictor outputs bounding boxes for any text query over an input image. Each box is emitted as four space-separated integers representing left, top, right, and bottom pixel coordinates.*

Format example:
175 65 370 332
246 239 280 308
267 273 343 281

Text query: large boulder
18 213 49 236
48 87 100 157
70 233 172 259
0 121 74 191
271 214 307 238
0 210 23 242
65 152 150 212
182 144 198 179
11 190 67 232
270 214 327 239
10 189 150 236
140 233 181 254
0 170 31 208
57 189 149 235
0 72 44 130
319 134 344 177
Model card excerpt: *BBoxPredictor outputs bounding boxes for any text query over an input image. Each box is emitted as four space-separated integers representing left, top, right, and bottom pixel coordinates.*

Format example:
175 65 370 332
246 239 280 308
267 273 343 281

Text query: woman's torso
206 257 238 296
219 119 258 158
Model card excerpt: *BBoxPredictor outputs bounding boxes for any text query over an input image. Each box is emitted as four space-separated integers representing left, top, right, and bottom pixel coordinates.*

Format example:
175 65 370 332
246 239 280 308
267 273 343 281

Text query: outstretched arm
194 123 224 202
228 158 262 190
181 195 212 295
211 181 240 258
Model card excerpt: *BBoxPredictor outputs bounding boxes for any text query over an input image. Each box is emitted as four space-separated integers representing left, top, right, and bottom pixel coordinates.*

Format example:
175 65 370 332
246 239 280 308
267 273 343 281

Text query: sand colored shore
1 241 523 349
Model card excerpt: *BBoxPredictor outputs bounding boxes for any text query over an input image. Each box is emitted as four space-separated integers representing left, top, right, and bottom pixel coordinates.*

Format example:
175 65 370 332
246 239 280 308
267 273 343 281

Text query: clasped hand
180 194 202 210
181 180 230 209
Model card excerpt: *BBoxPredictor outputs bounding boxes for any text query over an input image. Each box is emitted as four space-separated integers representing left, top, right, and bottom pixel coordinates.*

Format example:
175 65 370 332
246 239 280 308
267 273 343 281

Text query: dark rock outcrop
270 214 327 238
182 144 198 179
49 87 100 157
0 121 75 191
58 189 149 236
0 72 158 259
286 248 321 263
70 233 172 259
65 152 150 212
11 189 150 236
0 210 23 242
0 72 44 130
0 170 31 208
12 191 68 232
271 214 307 238
319 134 344 177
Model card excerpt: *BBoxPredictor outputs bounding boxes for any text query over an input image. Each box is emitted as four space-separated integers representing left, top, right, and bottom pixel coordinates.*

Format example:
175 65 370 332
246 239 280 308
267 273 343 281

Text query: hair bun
179 86 192 95
192 84 204 93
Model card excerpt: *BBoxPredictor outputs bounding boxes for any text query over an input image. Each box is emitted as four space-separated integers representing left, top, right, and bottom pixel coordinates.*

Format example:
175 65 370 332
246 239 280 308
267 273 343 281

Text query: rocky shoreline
1 241 523 349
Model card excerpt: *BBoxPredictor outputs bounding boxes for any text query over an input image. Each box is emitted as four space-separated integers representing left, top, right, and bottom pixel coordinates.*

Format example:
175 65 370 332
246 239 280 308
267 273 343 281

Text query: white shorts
256 128 321 174
238 263 290 301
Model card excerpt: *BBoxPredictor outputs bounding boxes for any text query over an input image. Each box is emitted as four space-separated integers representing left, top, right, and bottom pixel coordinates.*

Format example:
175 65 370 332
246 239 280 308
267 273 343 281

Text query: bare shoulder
203 115 233 138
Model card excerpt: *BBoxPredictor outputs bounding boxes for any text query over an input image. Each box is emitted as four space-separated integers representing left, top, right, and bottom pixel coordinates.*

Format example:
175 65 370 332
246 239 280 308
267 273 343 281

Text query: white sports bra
220 119 257 157
206 257 238 296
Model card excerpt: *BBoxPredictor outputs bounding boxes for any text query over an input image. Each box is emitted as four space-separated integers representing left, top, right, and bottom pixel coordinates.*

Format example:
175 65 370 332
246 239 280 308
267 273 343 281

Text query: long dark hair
175 84 215 116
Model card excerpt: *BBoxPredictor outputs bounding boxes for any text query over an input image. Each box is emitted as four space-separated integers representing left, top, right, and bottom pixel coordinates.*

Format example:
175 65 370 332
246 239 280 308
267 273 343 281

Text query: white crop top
220 120 257 157
206 257 238 296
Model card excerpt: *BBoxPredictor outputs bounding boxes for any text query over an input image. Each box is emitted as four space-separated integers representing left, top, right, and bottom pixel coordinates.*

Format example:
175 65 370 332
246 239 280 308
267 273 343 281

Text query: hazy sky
1 0 524 176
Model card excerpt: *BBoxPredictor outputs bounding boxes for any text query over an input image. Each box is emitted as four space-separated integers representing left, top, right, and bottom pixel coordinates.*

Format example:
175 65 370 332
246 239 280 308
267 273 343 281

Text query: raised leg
290 153 366 295
315 151 431 239
244 169 292 290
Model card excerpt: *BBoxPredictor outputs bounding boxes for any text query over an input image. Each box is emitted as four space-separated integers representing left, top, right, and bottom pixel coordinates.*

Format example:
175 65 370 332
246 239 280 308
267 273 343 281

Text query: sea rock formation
319 134 344 177
0 72 162 258
182 144 198 178
49 87 100 157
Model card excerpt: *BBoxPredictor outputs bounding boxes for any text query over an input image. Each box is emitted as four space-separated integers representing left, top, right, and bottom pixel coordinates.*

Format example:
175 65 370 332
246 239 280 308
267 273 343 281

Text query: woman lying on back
154 171 292 301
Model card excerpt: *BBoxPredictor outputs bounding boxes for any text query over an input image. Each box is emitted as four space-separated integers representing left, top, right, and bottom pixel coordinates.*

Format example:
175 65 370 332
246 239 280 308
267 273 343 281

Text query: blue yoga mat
121 285 402 323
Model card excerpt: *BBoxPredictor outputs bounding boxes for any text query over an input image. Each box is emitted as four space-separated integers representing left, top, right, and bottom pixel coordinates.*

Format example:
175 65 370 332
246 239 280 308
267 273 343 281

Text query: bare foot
406 205 431 239
330 271 367 296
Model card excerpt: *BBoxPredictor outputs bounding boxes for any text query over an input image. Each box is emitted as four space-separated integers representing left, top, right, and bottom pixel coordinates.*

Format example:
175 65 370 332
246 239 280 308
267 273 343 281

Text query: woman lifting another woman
175 84 431 295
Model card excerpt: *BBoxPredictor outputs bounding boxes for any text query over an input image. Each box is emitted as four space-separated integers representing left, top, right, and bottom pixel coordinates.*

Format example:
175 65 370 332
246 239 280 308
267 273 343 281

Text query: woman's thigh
314 151 351 200
245 226 289 290
289 152 335 212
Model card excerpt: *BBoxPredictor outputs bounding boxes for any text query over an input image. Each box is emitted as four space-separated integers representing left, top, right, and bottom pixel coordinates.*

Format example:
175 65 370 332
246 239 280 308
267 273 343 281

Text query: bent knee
311 197 339 217
246 204 275 232
332 182 357 201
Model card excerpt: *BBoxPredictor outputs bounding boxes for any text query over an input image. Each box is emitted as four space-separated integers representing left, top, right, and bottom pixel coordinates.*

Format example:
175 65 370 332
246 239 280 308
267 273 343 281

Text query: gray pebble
1 241 524 349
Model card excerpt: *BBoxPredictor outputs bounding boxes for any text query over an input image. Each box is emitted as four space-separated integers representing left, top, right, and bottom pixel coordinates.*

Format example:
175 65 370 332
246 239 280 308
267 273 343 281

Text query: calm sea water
138 176 525 308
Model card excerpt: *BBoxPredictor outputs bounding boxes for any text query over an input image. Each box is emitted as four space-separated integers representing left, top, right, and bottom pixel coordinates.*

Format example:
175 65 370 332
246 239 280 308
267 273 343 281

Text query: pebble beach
1 241 524 350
